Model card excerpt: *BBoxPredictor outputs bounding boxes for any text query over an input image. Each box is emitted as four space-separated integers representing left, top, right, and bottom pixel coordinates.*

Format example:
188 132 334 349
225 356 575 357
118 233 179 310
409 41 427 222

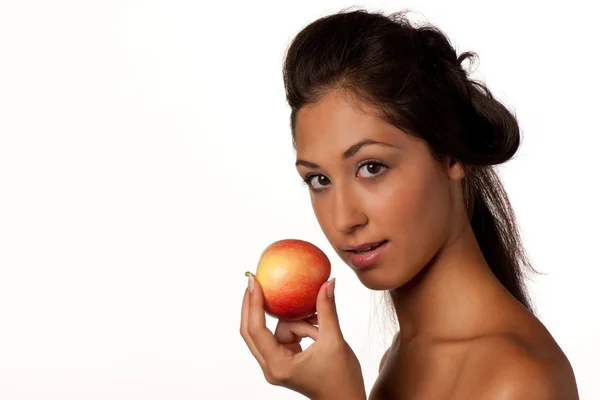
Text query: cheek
310 195 334 236
378 169 452 258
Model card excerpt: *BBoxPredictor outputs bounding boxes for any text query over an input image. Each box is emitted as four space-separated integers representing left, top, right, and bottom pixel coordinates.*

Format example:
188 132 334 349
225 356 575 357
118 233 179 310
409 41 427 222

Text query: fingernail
245 271 255 293
327 278 335 298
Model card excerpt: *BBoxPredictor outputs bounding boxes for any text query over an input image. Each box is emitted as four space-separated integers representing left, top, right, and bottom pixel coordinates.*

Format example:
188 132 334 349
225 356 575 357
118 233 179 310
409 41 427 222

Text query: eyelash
301 159 389 192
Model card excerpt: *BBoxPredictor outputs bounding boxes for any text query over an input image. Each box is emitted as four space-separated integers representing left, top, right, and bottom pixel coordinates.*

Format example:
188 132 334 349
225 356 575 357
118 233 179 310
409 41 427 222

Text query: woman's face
294 90 465 290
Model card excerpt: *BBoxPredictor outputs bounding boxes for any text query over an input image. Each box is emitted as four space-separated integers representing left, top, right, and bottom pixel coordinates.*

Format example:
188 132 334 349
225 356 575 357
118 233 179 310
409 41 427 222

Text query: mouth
344 240 388 254
343 240 389 269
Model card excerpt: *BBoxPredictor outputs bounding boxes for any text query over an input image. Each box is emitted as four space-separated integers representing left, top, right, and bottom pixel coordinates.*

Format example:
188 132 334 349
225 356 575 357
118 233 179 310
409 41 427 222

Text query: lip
343 240 386 252
344 240 388 269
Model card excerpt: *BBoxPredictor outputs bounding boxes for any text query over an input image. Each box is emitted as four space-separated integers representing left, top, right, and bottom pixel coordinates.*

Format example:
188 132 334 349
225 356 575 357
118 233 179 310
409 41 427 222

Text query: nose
331 184 367 234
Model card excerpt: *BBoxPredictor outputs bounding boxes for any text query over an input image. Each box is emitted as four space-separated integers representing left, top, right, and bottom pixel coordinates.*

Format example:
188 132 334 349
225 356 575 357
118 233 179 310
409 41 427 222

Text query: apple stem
245 271 255 278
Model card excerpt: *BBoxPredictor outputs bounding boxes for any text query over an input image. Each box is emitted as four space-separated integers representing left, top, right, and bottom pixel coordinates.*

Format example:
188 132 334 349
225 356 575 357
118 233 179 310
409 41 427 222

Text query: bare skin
293 89 579 399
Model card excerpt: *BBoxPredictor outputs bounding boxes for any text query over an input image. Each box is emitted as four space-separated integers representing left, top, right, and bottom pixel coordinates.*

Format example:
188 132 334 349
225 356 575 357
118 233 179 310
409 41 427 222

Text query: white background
0 0 598 399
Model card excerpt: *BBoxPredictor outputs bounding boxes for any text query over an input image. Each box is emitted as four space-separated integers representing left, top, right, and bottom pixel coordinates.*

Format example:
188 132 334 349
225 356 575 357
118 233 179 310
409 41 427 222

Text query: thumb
315 278 343 342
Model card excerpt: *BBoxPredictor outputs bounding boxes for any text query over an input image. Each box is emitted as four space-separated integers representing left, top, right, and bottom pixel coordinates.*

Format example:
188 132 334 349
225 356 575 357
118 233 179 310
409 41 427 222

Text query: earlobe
447 157 465 181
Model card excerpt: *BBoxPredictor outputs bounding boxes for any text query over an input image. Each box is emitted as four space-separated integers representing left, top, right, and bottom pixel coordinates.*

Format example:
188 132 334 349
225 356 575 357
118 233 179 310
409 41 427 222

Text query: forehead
294 90 408 156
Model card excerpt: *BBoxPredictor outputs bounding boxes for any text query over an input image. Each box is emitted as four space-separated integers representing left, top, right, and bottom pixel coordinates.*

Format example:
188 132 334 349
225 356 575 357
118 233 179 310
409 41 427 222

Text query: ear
445 156 465 181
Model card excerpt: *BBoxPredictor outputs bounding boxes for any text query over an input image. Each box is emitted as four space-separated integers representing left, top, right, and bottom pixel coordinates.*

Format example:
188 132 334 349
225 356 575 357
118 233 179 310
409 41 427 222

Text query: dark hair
282 8 539 313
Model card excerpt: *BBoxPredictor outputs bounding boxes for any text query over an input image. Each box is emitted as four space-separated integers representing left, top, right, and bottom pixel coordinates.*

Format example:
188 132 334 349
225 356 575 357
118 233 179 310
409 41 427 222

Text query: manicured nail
327 278 335 298
245 271 255 293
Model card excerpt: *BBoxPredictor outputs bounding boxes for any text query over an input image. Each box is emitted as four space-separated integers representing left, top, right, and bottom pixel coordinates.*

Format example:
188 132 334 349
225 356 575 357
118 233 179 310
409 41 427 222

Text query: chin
358 278 396 291
351 266 401 291
352 260 425 291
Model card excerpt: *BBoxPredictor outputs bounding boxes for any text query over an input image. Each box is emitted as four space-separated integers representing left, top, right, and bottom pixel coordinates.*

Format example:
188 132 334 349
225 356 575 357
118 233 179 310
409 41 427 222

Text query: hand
240 274 367 400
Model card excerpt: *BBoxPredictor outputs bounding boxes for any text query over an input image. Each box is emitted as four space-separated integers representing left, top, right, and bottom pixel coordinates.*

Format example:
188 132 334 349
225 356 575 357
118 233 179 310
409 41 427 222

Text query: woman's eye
308 175 331 190
357 162 386 178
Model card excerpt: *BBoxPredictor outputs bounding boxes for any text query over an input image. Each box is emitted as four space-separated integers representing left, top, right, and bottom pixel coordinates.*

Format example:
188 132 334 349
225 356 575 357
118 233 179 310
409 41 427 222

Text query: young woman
240 9 579 399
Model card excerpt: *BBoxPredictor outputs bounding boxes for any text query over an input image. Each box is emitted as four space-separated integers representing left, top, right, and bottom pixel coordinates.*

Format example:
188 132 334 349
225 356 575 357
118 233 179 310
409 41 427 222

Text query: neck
390 222 512 344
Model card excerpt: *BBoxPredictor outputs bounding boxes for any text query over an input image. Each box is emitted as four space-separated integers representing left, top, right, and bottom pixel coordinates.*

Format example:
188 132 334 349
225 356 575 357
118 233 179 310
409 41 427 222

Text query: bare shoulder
455 334 579 399
378 332 399 373
378 347 391 372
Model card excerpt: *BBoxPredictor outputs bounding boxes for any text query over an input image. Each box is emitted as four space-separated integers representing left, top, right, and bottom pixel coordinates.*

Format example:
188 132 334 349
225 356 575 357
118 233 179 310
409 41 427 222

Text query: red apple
247 239 331 321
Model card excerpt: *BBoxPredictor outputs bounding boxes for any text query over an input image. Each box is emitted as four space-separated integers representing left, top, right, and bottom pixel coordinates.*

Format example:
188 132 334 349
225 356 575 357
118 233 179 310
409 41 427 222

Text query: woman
240 9 579 399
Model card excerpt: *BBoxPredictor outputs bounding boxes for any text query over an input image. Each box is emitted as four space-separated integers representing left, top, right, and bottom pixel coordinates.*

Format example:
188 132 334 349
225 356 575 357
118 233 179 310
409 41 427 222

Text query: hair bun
465 82 521 165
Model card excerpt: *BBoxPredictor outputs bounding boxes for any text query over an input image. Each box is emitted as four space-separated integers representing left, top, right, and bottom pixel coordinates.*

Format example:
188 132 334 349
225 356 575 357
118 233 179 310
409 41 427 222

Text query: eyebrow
295 139 397 168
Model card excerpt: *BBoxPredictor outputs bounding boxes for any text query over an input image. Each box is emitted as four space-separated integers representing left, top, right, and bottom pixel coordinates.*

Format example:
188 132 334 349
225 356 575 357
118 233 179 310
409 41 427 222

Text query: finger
274 320 319 344
303 314 319 326
246 273 281 361
240 286 267 368
315 278 343 342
